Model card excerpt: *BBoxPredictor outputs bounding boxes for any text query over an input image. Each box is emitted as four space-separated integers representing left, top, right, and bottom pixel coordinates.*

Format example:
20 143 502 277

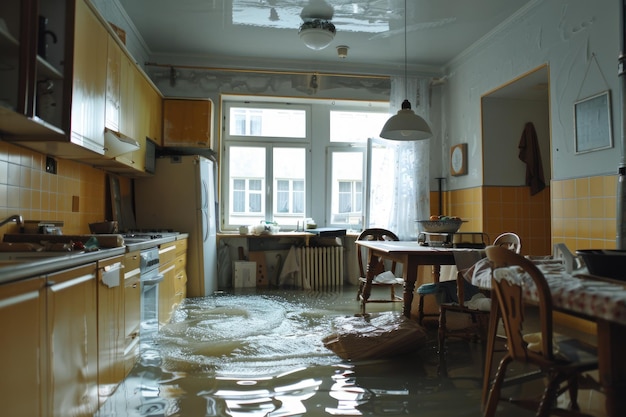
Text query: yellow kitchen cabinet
123 250 141 375
158 240 177 325
69 0 107 154
105 34 121 133
0 275 47 417
96 255 125 405
47 262 99 417
174 238 188 304
119 50 136 140
163 98 213 148
146 78 162 144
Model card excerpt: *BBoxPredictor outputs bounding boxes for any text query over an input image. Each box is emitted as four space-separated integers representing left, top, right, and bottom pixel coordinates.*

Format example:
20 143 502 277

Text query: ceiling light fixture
336 45 349 59
299 19 336 50
379 0 432 141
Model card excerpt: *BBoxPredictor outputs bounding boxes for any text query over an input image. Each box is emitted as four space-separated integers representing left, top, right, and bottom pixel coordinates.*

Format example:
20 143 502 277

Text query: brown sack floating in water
322 312 429 361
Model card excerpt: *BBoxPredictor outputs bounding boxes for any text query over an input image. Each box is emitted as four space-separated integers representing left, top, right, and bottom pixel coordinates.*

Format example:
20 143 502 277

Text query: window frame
326 146 367 229
220 96 389 232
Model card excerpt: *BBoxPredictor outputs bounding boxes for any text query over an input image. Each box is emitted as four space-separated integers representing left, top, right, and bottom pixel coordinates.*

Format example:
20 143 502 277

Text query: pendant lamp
380 0 432 141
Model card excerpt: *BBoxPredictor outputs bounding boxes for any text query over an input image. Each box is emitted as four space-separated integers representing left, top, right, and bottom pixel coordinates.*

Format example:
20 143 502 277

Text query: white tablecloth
479 260 626 326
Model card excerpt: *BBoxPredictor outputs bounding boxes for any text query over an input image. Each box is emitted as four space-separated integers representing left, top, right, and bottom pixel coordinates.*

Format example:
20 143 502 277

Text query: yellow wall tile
0 142 106 236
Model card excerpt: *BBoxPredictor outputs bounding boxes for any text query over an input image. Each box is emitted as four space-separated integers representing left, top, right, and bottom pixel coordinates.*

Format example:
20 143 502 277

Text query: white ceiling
118 0 535 75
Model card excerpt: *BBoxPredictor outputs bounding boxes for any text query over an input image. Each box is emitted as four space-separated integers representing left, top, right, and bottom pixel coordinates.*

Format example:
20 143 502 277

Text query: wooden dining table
356 240 626 417
355 240 460 318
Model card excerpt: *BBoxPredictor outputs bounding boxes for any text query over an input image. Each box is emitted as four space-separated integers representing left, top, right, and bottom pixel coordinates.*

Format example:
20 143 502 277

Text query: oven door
141 272 163 341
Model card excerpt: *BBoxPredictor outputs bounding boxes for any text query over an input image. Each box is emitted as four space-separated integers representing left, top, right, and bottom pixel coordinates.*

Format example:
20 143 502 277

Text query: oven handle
142 273 164 286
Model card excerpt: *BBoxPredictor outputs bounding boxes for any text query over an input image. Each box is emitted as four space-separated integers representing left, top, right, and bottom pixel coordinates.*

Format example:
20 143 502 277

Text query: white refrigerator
134 155 217 297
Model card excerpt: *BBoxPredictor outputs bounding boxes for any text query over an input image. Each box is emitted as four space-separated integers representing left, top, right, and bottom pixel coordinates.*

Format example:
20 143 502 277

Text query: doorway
481 65 551 255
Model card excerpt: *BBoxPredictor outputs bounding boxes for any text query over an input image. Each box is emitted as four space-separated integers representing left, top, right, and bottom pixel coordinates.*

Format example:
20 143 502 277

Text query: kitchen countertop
0 233 189 285
0 246 126 285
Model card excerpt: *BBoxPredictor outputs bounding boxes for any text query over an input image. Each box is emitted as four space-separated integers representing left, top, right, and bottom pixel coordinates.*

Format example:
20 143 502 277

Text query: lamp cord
404 0 408 100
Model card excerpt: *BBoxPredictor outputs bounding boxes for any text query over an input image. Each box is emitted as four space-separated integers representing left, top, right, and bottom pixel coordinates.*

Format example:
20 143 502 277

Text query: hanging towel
279 245 300 287
518 122 546 196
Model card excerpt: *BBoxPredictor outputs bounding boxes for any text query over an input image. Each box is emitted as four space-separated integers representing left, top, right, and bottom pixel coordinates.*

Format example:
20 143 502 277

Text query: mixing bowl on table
416 219 464 234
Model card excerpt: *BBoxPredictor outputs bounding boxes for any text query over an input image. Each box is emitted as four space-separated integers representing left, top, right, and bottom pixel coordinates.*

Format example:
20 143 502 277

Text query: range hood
103 128 140 158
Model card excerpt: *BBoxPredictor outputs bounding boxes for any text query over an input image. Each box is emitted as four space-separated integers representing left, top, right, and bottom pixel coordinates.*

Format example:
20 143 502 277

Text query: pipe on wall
616 0 626 249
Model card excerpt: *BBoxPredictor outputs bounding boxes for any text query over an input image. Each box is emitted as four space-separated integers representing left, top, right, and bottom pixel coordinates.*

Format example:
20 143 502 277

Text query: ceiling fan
298 0 336 50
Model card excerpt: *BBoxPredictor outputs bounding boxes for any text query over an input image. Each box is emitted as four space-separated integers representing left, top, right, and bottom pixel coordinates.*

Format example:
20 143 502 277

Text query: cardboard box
233 261 256 288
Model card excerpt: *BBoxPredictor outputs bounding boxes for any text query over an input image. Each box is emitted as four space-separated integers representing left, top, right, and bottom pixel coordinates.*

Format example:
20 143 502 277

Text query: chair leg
484 356 512 417
438 307 447 355
537 374 561 417
417 294 425 324
567 375 581 411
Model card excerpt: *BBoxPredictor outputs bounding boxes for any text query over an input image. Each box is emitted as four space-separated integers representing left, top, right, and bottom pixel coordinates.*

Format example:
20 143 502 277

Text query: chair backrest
485 245 556 363
356 228 399 278
492 232 522 254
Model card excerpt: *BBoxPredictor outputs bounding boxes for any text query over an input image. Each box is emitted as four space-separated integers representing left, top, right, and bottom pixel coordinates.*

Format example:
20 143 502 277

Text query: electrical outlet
45 156 57 174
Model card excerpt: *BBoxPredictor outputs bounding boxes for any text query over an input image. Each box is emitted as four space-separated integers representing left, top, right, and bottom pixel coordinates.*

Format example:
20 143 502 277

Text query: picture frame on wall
574 90 613 153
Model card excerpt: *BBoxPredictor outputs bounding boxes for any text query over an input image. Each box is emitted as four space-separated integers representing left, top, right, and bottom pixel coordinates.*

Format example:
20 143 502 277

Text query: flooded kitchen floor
96 288 604 417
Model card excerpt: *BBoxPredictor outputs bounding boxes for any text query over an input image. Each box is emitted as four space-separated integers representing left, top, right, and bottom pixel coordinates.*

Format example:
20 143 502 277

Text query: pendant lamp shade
380 0 432 141
380 99 432 140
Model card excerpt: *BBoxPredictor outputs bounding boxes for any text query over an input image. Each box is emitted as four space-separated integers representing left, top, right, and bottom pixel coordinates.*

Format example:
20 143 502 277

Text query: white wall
482 97 551 186
443 0 620 188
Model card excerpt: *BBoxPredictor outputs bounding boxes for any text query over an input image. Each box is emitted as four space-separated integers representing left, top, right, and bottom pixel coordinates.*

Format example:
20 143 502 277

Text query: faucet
0 214 23 228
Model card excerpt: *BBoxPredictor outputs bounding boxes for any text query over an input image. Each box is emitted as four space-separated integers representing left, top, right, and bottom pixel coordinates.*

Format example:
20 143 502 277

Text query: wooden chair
356 228 403 315
483 245 599 417
492 232 522 254
437 232 521 356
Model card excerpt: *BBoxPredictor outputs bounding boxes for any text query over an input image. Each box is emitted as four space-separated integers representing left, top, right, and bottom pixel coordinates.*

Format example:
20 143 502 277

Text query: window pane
331 152 363 224
330 111 388 143
233 191 245 212
229 107 306 138
369 144 395 228
249 193 262 212
229 147 266 224
273 148 306 224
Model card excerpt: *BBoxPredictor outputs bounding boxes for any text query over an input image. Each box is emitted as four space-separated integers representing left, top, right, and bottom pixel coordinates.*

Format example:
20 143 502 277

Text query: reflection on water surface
96 290 486 416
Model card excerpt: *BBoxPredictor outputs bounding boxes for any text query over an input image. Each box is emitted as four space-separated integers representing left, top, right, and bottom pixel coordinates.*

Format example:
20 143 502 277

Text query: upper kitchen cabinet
0 1 24 120
69 0 107 155
163 98 213 148
0 0 67 137
0 0 109 159
99 62 161 177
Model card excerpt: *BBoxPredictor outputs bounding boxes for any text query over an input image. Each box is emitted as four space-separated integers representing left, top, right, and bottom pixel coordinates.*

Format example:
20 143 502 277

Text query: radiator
296 246 344 290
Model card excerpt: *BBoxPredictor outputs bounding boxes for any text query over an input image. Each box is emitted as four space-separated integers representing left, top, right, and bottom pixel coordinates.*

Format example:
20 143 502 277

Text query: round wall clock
450 143 468 176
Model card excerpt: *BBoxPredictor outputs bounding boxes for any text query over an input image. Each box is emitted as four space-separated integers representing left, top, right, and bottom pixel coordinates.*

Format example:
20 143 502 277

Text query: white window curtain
385 76 431 241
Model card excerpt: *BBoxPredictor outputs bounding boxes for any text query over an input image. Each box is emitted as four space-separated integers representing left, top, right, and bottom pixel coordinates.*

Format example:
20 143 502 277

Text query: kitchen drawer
176 238 187 255
175 253 186 273
158 241 177 265
124 251 140 280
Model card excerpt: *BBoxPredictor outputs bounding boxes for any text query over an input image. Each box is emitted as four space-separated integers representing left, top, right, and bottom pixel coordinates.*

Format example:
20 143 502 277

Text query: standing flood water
96 290 486 416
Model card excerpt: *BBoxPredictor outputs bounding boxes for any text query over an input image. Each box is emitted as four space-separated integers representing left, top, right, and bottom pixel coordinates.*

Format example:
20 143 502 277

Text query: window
330 111 389 143
221 98 388 231
329 149 365 226
229 106 306 138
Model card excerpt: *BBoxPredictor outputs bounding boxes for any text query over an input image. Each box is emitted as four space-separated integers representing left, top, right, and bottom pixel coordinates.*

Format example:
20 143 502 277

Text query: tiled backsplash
431 175 617 256
551 175 617 251
0 141 106 236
